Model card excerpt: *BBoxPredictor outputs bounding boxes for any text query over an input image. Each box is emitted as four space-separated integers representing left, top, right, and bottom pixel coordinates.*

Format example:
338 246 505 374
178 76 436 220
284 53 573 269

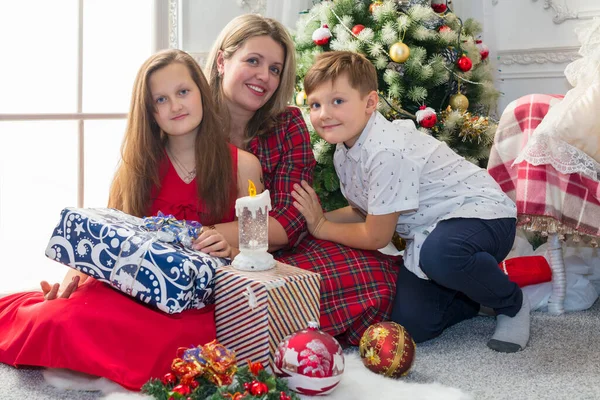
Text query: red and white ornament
438 25 452 33
312 25 332 46
352 24 365 36
476 39 489 60
457 54 473 72
416 105 438 129
274 322 344 396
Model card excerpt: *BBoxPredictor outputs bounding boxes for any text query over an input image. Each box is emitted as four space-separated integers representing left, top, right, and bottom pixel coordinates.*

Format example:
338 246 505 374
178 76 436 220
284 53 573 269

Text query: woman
204 14 400 345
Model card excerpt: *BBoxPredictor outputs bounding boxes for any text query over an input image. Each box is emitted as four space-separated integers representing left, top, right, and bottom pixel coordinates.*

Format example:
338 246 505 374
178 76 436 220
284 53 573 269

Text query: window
0 1 155 292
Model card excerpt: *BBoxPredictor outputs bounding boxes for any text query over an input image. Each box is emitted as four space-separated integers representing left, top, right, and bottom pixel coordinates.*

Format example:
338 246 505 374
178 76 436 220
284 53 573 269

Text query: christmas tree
293 0 500 211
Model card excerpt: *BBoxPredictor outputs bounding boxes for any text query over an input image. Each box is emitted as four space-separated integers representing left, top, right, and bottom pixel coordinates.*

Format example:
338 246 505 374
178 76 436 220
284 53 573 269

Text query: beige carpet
1 300 599 400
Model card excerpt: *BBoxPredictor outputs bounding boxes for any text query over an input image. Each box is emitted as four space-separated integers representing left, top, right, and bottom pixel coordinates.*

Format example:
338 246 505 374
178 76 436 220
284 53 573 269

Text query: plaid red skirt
275 235 401 345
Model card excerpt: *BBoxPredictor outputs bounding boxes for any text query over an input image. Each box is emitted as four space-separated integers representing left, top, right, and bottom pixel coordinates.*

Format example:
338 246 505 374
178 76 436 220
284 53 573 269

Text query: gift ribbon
142 211 202 249
107 211 203 304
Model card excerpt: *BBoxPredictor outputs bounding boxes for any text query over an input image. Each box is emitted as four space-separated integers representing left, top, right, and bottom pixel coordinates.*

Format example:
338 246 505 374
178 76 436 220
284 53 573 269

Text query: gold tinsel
433 106 490 143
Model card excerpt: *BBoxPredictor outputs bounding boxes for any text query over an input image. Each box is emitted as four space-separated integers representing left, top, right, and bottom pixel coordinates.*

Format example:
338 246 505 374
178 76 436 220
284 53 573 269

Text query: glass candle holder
232 189 276 271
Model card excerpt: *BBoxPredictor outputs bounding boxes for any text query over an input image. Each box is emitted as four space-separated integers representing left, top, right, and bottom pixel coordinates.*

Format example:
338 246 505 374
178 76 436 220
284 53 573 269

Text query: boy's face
307 74 377 148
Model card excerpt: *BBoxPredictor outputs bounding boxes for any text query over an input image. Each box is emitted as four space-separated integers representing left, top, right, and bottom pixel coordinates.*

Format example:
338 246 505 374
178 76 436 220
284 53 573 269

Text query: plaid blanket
487 94 600 238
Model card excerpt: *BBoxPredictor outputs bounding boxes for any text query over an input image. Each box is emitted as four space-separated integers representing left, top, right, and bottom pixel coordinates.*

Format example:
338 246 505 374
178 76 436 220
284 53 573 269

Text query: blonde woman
205 14 400 345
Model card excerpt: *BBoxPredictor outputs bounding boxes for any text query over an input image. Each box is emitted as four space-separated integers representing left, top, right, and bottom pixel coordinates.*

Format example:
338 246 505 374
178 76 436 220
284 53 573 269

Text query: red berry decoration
415 105 438 129
172 384 191 396
457 54 473 72
280 392 292 400
249 381 269 396
162 372 177 386
432 3 447 13
352 24 365 35
189 380 199 389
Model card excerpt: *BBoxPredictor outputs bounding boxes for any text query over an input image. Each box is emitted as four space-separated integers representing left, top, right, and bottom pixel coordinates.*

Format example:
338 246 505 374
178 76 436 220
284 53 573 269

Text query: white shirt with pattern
334 112 517 279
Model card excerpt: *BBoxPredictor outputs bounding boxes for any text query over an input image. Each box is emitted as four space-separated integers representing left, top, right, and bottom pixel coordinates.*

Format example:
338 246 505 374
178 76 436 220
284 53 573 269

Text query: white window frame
0 0 169 207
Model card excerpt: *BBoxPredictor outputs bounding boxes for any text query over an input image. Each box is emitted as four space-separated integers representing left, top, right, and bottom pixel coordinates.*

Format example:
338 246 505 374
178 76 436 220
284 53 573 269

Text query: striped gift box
214 262 320 368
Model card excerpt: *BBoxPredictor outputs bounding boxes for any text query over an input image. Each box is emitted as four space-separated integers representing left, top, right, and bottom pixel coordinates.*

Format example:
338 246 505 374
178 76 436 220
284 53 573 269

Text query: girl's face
217 35 285 116
149 62 203 139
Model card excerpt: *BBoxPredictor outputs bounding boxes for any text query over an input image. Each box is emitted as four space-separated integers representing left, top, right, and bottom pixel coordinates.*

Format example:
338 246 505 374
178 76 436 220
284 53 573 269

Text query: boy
292 51 529 353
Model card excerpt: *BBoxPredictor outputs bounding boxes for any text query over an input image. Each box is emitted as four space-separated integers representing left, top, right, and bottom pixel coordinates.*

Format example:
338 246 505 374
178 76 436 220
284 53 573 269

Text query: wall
164 0 312 66
455 0 600 114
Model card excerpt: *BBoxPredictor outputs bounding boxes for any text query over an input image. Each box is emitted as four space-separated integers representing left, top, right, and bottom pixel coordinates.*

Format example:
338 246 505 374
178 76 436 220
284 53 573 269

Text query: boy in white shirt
292 51 529 352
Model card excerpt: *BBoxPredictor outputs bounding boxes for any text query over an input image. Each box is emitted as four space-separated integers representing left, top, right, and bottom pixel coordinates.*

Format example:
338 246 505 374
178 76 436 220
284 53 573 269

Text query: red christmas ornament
189 380 199 389
172 384 191 396
438 25 452 33
162 372 177 386
457 54 473 72
279 392 292 400
431 3 448 13
312 25 331 46
476 39 489 60
249 381 269 396
274 322 345 396
352 24 365 36
415 105 438 129
359 321 416 378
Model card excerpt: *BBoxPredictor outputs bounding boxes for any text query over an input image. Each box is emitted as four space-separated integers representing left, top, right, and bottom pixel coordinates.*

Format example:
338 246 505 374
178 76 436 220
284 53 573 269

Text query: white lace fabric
514 134 600 180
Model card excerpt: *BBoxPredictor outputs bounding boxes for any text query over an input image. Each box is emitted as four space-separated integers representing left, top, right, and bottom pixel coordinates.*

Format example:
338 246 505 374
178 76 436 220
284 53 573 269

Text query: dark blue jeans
390 217 519 343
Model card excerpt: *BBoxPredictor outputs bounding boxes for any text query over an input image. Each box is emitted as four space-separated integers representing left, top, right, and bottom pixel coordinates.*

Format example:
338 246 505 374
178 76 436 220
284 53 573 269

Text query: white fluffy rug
43 352 470 400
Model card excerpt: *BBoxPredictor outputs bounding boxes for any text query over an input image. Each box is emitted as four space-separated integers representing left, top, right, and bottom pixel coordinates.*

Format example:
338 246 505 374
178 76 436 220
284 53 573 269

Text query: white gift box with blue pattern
45 207 228 314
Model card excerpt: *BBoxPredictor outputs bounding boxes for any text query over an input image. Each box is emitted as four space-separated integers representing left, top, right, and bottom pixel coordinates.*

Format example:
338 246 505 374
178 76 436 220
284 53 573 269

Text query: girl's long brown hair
204 14 297 145
108 49 233 224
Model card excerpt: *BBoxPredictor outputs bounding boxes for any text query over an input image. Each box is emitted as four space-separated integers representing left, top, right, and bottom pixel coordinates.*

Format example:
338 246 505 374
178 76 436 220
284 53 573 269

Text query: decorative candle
231 180 276 271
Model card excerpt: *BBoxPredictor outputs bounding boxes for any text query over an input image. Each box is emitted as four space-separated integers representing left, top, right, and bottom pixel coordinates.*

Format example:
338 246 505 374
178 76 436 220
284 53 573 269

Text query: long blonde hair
205 14 296 142
108 49 234 223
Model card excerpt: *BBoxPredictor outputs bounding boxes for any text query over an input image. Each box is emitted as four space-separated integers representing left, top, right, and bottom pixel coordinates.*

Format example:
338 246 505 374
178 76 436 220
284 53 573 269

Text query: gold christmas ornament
295 90 307 106
389 42 410 63
449 93 469 111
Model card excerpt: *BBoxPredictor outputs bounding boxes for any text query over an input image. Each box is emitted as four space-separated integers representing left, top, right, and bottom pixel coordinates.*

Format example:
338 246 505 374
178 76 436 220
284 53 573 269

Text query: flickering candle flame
248 179 256 197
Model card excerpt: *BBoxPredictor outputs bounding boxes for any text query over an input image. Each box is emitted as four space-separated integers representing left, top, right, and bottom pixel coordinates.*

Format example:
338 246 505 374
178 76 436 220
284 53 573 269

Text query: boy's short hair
304 51 378 97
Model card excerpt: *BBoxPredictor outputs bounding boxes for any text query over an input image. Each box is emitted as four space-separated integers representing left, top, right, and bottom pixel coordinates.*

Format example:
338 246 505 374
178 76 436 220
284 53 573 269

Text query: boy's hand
292 180 327 237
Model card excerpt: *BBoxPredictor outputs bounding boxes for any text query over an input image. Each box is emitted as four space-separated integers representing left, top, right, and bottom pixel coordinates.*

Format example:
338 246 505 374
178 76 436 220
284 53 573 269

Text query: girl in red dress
204 15 400 345
0 49 263 390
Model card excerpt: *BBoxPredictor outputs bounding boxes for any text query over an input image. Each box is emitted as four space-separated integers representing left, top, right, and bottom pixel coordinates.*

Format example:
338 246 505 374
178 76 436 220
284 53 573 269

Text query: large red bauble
273 323 344 396
352 24 365 36
359 321 416 378
457 55 473 72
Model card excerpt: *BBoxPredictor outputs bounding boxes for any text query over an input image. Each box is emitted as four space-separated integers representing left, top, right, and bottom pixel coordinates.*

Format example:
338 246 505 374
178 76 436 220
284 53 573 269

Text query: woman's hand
291 180 327 237
40 275 80 300
192 227 234 258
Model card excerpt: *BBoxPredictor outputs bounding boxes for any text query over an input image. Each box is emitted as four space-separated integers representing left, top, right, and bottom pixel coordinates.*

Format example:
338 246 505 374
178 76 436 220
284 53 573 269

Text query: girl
203 14 400 345
0 49 263 389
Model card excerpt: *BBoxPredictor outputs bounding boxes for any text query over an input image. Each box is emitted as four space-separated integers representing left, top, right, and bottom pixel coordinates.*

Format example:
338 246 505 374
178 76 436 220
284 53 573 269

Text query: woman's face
218 35 285 116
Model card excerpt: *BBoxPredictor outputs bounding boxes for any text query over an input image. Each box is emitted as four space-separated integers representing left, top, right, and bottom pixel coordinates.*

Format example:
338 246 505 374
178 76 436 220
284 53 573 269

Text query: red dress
0 145 238 390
